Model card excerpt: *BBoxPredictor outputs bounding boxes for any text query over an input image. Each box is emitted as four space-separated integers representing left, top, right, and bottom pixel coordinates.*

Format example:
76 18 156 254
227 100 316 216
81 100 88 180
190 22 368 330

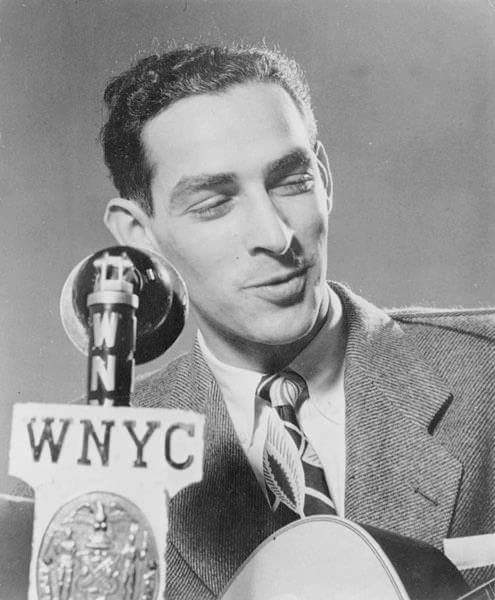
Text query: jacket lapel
335 284 463 549
158 344 296 596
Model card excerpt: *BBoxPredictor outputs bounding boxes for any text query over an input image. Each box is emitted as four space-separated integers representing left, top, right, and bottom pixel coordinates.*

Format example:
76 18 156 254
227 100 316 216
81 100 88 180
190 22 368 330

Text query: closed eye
271 174 315 196
188 195 233 220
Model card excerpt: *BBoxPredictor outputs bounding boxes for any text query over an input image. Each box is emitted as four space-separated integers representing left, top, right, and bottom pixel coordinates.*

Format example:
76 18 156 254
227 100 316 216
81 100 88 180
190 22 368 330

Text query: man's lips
246 266 309 288
244 266 309 305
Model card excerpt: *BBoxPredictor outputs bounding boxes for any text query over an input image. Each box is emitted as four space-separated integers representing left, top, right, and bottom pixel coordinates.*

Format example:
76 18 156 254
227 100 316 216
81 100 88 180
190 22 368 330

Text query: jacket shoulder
385 305 495 396
387 306 495 345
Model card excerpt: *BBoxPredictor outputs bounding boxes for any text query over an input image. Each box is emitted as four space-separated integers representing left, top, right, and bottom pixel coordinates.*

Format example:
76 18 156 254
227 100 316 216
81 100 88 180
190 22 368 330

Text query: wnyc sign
10 404 204 497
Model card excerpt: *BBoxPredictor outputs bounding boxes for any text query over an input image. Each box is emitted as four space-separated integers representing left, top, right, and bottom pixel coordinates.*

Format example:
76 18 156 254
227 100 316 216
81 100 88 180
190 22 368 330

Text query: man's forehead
141 81 312 186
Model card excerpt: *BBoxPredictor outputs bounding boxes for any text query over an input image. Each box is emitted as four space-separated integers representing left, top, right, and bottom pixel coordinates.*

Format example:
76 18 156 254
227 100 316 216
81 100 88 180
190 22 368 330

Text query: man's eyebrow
265 148 313 185
169 173 237 208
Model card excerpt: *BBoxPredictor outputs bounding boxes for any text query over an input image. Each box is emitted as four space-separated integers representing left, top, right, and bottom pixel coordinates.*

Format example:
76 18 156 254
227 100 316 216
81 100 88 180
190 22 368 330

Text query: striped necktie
257 370 337 517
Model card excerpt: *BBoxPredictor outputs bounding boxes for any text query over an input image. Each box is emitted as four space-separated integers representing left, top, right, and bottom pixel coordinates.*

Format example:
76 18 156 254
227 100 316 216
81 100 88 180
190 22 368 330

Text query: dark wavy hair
101 44 317 216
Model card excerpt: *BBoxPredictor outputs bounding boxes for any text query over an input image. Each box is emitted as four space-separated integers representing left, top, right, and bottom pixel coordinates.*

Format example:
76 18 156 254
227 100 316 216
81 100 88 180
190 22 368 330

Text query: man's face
142 82 330 355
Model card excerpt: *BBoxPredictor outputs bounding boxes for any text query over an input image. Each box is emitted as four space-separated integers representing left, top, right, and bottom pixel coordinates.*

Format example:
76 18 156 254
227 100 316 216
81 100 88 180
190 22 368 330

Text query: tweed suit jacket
132 283 495 599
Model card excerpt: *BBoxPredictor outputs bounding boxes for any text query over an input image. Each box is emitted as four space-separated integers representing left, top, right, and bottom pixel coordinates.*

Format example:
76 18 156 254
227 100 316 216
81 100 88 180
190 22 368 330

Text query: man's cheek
309 218 328 245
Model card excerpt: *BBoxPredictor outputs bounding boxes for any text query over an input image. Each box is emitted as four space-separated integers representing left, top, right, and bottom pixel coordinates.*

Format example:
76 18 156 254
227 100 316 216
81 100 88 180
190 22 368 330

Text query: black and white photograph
1 1 494 598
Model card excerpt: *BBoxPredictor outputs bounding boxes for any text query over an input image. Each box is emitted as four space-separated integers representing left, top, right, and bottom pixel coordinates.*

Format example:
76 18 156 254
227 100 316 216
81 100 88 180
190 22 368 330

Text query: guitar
221 516 495 600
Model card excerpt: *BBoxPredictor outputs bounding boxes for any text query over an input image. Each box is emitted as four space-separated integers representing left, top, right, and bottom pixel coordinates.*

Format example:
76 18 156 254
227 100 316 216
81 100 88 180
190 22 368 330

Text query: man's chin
249 313 320 347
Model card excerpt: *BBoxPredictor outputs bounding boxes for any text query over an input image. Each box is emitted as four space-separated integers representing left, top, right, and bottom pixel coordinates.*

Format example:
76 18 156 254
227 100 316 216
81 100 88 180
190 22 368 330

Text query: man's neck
197 288 342 374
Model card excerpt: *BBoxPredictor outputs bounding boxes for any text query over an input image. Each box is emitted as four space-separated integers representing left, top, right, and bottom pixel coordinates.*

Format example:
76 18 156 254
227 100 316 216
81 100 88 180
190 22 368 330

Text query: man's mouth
248 267 309 288
246 267 310 305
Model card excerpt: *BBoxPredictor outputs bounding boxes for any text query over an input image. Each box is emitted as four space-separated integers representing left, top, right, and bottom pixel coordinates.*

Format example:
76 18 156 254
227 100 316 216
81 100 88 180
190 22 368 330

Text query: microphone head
60 246 188 364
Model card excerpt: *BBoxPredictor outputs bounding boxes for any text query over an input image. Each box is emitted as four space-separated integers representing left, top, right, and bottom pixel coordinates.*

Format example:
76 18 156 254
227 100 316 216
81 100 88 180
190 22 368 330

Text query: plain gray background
1 0 494 495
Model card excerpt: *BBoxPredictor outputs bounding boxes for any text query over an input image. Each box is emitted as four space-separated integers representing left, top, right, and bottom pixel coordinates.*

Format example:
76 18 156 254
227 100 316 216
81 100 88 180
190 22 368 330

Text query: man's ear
315 140 333 213
104 198 161 254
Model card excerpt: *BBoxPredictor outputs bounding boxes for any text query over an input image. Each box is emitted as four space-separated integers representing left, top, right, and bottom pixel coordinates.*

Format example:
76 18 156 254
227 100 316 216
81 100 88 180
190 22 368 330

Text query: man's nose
244 190 295 256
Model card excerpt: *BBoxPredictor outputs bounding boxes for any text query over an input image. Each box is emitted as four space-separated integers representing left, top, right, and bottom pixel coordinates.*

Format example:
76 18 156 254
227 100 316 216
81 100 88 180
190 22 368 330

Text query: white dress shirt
198 286 347 516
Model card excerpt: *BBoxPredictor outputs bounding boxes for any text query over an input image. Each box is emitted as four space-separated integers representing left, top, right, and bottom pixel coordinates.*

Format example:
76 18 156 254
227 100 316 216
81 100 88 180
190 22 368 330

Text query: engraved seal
37 491 159 600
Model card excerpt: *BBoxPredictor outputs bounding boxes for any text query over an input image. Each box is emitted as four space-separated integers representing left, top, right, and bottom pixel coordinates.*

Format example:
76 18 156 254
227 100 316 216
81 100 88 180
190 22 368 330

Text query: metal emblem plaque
36 491 159 600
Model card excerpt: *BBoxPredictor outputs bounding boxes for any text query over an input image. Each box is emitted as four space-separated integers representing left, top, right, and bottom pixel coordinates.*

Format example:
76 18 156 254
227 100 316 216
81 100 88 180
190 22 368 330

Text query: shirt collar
197 285 345 445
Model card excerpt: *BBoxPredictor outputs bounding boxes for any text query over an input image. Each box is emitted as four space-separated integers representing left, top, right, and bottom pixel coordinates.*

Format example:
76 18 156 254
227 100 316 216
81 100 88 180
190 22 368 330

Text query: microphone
61 245 188 364
60 246 188 405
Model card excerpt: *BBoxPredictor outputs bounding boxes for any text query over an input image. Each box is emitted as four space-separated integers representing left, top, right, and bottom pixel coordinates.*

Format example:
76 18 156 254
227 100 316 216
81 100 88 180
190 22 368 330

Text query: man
102 45 494 598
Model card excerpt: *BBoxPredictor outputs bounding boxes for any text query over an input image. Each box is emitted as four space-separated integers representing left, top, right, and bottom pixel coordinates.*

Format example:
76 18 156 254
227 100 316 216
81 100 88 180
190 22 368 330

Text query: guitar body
221 516 469 600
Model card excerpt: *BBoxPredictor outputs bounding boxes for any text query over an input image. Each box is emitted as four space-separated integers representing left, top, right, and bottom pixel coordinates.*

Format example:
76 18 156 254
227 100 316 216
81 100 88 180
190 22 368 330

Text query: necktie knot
256 369 308 410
